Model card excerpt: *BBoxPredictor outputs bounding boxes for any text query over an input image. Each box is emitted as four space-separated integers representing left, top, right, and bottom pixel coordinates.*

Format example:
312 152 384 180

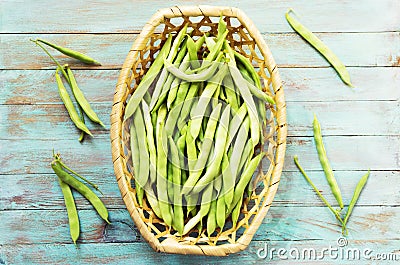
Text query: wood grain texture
0 101 399 140
1 171 399 211
2 68 399 105
1 32 399 69
0 136 398 176
1 240 400 264
1 0 399 33
1 206 399 245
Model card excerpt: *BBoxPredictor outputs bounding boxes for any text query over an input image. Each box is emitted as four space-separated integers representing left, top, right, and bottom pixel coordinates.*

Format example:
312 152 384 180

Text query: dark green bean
58 177 79 245
313 115 344 209
285 9 353 87
66 66 105 128
36 38 101 65
51 160 110 224
55 69 92 136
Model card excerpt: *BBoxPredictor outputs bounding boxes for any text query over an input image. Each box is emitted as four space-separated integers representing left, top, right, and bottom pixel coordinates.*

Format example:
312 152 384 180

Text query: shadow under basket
110 5 287 256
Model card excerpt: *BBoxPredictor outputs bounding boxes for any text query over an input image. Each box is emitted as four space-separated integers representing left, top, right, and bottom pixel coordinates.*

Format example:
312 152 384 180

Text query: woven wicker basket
110 5 287 256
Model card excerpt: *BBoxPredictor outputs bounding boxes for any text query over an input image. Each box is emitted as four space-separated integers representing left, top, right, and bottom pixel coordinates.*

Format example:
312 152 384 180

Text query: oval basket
111 5 287 256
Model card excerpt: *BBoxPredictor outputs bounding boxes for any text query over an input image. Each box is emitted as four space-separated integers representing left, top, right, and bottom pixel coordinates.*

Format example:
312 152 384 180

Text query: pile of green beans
125 18 275 236
31 39 104 141
51 152 109 245
294 115 370 236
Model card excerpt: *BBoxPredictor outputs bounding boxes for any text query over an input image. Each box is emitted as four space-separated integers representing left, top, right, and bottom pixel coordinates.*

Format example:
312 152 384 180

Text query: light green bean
285 9 353 87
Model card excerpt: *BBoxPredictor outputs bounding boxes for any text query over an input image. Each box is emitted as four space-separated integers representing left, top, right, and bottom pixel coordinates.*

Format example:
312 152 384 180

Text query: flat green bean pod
37 38 101 65
229 153 264 212
155 105 173 226
343 170 370 230
285 9 353 87
58 177 79 245
51 160 110 224
66 66 105 128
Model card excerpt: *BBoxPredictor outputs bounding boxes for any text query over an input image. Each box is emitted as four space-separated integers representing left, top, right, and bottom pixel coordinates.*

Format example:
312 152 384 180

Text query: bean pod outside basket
110 5 287 256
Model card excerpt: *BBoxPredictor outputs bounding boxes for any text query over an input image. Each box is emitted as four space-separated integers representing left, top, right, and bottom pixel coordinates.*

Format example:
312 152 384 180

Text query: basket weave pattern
111 5 287 256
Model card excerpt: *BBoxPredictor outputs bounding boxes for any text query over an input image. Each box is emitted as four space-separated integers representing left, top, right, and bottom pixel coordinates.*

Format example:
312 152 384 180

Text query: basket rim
110 5 287 256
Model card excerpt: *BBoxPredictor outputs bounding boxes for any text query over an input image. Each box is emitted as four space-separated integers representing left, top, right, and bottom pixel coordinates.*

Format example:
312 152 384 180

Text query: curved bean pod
66 66 105 128
285 9 353 87
51 161 110 224
343 170 370 230
37 38 101 65
164 52 224 82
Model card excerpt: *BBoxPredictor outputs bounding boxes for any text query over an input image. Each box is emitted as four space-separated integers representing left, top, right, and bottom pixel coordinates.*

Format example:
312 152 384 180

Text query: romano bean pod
285 9 353 87
36 38 101 65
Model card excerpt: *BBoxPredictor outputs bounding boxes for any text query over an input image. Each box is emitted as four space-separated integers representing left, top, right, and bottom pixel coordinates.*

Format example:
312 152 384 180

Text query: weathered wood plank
1 170 398 211
1 206 399 245
2 68 399 105
0 136 397 175
1 32 399 69
1 0 399 33
1 240 399 264
1 101 398 140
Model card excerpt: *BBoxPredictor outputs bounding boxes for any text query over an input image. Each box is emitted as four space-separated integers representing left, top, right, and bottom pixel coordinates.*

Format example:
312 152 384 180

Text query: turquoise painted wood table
1 0 399 264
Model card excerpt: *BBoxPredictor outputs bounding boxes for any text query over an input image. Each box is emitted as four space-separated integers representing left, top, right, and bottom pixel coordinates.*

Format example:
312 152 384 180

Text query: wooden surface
0 0 399 264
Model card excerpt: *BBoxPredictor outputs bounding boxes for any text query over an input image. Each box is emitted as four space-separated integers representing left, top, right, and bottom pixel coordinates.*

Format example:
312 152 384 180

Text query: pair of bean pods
294 116 370 235
31 38 104 141
51 153 109 245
